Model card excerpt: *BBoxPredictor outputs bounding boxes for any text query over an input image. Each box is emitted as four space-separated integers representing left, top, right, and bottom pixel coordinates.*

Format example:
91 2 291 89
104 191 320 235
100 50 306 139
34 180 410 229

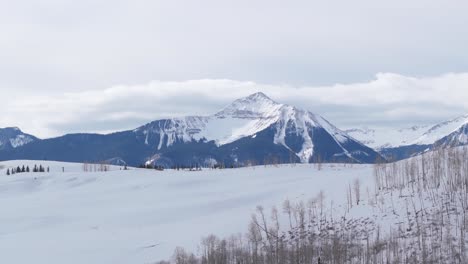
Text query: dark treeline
145 153 329 172
6 164 49 175
156 147 468 264
139 164 164 171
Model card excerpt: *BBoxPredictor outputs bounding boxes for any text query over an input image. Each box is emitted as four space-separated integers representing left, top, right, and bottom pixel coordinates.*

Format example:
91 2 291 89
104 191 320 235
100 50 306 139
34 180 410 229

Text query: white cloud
2 72 468 138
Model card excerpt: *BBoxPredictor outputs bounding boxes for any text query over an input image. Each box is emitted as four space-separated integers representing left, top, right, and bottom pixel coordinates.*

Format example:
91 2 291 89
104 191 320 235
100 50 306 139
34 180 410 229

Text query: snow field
0 161 372 264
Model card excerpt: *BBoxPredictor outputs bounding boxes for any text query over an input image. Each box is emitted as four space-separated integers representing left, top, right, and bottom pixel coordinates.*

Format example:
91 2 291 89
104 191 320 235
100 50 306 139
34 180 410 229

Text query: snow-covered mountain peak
215 92 283 119
130 93 381 164
242 92 276 103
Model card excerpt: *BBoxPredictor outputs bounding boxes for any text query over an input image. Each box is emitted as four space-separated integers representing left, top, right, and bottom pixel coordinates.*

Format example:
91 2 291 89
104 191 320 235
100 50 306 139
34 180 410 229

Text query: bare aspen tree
353 178 361 205
173 247 189 264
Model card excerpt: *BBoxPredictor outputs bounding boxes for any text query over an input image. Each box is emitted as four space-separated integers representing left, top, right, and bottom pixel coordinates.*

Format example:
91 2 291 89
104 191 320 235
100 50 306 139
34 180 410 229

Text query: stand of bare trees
82 162 110 172
159 193 390 264
370 146 468 263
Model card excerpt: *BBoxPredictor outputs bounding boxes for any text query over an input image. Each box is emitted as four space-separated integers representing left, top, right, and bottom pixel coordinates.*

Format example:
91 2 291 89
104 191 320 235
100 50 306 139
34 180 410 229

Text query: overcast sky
1 0 468 138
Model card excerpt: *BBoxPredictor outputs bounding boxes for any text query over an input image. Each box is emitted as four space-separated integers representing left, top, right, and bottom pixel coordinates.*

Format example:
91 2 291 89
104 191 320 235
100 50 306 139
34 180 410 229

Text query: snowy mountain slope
135 92 381 164
134 93 284 148
0 127 38 150
347 114 468 150
345 126 429 149
433 122 468 148
416 114 468 146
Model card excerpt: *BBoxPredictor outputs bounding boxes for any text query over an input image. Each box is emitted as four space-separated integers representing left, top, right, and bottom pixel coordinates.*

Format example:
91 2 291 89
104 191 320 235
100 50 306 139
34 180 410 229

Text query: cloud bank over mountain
2 72 468 138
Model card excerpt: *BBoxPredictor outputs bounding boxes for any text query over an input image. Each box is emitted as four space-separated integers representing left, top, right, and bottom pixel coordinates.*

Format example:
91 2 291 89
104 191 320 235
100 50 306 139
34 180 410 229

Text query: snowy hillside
2 147 468 263
0 160 374 264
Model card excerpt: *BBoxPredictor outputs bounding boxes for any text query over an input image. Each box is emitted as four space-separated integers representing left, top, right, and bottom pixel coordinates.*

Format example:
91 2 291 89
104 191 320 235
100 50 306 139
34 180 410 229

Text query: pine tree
26 166 30 172
21 165 25 173
6 169 10 175
16 166 21 173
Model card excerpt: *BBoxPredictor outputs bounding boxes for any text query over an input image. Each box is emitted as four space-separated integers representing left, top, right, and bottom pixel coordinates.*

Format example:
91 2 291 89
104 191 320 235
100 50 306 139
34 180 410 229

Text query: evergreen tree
21 165 25 173
33 165 38 173
26 166 30 173
16 166 21 173
6 169 10 175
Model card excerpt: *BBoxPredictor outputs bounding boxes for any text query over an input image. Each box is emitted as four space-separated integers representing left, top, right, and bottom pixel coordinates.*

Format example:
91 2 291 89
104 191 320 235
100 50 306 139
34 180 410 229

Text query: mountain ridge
348 114 468 160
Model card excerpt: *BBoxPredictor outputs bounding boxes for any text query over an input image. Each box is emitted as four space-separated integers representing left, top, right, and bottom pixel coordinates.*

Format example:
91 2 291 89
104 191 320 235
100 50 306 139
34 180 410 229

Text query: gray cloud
1 0 468 94
2 73 468 138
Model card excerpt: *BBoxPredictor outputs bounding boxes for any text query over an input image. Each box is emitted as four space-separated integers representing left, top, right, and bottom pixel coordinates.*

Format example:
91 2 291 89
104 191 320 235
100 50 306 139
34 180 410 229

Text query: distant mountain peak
215 92 282 119
244 91 274 101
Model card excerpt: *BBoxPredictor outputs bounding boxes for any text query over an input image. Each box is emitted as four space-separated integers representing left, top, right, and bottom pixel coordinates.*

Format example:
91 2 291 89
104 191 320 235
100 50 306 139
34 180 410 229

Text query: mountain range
0 93 381 167
2 92 468 166
347 114 468 160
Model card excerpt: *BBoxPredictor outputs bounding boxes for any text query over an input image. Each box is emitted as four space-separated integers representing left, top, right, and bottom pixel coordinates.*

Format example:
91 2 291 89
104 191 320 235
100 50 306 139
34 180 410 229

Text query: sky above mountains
1 0 468 137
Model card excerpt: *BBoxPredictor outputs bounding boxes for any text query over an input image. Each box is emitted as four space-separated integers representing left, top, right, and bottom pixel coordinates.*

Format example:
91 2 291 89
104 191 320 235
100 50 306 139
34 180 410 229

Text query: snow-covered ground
0 160 372 264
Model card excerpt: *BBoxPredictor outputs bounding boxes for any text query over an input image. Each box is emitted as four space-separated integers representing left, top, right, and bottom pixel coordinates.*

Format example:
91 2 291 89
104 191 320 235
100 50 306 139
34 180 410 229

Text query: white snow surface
0 160 374 264
137 92 353 162
347 114 468 149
